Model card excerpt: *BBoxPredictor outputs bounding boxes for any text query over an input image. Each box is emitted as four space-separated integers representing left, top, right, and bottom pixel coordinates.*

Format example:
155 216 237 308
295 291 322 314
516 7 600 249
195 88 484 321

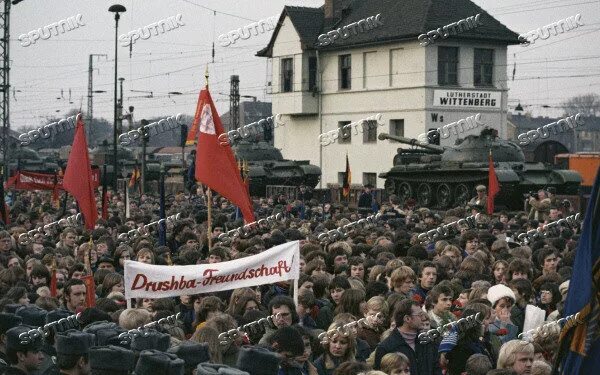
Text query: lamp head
108 4 126 13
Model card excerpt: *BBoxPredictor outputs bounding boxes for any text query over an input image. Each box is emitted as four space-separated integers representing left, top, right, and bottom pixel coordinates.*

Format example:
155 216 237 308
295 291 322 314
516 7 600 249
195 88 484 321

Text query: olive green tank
232 141 321 196
378 128 581 210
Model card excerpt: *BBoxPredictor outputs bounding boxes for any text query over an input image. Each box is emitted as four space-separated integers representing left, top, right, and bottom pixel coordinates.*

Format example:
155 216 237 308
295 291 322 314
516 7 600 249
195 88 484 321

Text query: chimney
323 0 350 29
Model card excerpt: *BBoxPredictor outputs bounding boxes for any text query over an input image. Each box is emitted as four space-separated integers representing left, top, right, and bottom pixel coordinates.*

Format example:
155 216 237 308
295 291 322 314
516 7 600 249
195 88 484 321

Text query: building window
339 54 351 90
362 120 377 143
338 172 347 185
390 120 404 142
338 121 351 144
308 56 317 91
438 47 458 86
363 173 377 188
281 58 293 92
474 49 494 86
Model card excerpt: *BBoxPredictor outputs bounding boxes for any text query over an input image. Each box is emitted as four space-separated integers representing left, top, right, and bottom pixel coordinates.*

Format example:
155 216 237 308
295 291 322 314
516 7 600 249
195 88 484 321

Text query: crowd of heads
0 186 581 374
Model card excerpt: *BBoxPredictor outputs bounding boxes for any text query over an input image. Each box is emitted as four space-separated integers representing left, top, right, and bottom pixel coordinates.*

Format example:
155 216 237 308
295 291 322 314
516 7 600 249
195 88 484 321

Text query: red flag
194 88 255 223
63 114 98 230
487 150 500 215
101 191 109 220
186 90 204 146
343 154 351 197
49 269 57 297
81 275 96 307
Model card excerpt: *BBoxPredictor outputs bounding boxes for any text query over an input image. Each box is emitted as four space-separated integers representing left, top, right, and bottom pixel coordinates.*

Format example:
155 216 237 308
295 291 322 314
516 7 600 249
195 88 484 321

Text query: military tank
5 147 60 175
90 142 163 183
378 129 581 210
232 141 321 196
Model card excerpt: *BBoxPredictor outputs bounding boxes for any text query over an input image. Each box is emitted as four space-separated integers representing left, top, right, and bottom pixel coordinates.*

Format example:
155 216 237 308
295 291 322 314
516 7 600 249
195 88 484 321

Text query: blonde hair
366 296 388 315
118 308 151 330
322 322 356 369
531 360 552 375
381 352 410 374
390 266 416 288
497 340 534 369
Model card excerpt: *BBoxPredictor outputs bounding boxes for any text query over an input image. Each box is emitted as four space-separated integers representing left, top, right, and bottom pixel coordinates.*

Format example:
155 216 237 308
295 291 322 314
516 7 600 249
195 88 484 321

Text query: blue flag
559 165 600 374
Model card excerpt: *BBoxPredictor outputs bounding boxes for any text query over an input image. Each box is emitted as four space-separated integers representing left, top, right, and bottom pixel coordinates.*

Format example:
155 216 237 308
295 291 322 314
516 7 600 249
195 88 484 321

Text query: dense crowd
0 184 581 375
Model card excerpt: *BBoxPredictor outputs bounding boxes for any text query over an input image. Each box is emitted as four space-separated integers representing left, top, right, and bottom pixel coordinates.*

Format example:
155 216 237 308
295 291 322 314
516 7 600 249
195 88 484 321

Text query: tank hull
381 165 580 210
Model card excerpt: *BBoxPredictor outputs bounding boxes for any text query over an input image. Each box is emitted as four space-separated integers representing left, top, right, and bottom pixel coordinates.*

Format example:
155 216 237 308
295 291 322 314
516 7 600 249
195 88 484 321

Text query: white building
257 0 520 191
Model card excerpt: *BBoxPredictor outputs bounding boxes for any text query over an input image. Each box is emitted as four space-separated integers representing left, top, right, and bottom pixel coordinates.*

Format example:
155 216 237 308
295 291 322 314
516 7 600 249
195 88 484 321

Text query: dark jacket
314 356 342 375
374 329 442 375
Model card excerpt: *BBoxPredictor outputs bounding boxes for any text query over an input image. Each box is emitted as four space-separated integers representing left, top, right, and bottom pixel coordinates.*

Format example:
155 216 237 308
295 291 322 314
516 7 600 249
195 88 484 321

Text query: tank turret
379 128 581 209
232 141 321 196
378 133 447 153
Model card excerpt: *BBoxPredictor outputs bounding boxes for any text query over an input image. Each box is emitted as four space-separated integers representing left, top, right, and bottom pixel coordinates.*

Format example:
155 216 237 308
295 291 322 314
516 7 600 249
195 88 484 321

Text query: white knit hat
487 284 516 307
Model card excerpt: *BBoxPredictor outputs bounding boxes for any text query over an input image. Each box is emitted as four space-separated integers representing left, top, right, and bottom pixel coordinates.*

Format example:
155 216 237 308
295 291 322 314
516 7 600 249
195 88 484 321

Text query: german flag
129 165 141 189
343 153 351 198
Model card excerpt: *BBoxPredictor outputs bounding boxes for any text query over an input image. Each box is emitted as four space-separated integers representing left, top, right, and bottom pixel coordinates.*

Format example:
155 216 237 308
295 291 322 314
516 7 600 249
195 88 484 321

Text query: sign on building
433 90 501 109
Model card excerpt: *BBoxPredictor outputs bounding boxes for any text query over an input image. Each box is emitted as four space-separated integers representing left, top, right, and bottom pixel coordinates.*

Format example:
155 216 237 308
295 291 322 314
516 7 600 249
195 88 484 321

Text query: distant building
508 112 600 163
258 0 520 187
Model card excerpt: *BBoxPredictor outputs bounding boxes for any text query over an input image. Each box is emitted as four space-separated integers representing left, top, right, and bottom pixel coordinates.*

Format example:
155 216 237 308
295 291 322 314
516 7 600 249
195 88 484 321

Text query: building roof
257 0 520 57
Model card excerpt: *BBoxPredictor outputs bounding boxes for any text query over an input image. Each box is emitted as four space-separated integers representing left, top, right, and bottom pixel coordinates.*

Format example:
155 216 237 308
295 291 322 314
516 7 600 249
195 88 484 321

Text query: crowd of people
0 184 582 375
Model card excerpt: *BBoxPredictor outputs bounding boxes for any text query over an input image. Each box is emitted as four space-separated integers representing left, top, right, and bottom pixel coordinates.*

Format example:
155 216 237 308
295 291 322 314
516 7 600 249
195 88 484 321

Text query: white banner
124 241 300 299
433 89 501 109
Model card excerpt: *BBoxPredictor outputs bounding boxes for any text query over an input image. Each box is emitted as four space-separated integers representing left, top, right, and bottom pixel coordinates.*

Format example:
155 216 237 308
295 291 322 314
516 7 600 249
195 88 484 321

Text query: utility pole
229 75 239 133
87 54 107 143
1 1 12 181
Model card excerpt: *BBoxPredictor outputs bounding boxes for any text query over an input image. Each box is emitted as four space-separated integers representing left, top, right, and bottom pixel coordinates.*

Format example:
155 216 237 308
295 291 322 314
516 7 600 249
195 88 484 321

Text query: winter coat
373 329 442 375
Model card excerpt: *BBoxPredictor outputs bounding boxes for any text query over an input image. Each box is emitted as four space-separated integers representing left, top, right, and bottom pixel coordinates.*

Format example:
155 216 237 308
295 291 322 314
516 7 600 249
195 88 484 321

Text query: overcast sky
9 0 600 132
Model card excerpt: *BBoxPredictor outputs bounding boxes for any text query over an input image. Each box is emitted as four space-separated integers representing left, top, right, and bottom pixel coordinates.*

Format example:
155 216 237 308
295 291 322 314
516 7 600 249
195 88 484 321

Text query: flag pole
205 65 213 250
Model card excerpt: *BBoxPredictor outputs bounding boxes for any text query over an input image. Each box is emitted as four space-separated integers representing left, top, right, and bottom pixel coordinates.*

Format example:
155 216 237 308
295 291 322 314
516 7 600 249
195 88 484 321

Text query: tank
6 147 60 175
90 142 163 183
378 128 582 210
232 141 321 196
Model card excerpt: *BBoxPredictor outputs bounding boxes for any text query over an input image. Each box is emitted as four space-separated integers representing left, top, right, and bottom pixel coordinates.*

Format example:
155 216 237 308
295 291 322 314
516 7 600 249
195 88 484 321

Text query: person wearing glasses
373 299 442 375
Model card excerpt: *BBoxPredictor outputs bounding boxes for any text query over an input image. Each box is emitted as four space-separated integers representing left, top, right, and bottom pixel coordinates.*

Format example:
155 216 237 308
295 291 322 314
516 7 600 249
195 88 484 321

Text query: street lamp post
108 4 126 190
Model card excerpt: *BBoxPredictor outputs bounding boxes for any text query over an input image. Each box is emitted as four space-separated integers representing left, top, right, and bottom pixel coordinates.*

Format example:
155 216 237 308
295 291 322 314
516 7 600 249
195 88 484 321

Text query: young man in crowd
412 261 437 305
374 299 442 375
497 340 534 375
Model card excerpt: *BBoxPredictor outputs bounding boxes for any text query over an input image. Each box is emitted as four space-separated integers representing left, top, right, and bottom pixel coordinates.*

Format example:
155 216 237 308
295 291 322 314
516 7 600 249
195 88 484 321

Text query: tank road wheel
436 183 452 208
384 179 396 195
397 182 412 203
454 183 470 207
417 183 433 207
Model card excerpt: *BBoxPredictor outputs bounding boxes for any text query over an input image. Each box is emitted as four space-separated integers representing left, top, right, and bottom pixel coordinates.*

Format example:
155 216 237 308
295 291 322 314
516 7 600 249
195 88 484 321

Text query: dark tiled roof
257 0 520 56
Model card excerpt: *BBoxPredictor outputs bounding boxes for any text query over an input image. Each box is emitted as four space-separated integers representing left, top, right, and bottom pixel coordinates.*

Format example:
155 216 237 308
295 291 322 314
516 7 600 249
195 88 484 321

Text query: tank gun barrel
378 133 445 153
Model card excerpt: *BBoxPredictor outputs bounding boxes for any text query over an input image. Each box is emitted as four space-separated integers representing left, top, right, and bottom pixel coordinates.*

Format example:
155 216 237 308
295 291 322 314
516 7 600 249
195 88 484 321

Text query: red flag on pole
194 88 255 223
487 150 500 215
81 275 96 307
185 90 204 146
63 114 98 230
343 154 351 197
49 269 57 297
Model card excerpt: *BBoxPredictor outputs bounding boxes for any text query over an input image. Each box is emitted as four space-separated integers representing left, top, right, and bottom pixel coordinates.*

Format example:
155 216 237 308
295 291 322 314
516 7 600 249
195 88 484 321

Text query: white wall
270 21 509 187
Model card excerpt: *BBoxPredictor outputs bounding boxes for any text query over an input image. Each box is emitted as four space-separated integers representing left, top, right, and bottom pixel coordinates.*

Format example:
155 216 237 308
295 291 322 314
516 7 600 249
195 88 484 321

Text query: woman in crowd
487 284 519 344
380 352 410 375
314 322 357 375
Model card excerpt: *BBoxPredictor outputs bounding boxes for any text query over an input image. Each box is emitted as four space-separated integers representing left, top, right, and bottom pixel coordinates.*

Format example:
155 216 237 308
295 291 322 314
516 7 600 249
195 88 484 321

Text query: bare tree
561 93 600 116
